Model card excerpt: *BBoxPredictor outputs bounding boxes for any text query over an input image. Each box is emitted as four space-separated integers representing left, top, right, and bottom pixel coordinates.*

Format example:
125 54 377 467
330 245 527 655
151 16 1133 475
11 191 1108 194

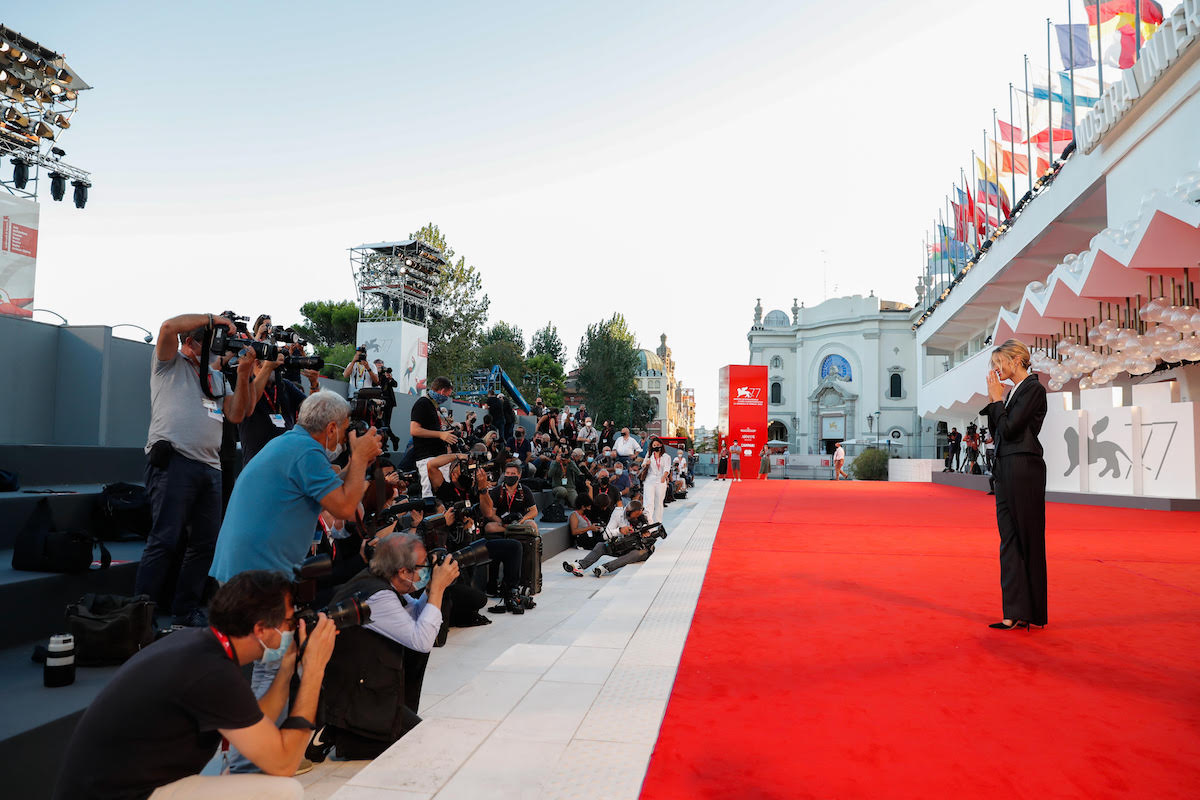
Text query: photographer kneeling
54 572 336 800
314 533 457 761
562 500 660 577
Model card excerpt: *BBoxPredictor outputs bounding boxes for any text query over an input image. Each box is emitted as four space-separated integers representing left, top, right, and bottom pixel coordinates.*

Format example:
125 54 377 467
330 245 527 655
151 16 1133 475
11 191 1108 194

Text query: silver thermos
45 633 76 687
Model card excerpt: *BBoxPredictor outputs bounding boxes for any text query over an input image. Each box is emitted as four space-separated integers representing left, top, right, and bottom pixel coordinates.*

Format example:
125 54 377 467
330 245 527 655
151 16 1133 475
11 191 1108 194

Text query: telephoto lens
44 633 76 688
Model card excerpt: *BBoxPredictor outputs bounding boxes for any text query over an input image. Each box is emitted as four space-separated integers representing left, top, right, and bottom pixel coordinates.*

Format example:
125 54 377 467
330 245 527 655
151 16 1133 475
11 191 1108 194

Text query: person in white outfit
641 437 671 524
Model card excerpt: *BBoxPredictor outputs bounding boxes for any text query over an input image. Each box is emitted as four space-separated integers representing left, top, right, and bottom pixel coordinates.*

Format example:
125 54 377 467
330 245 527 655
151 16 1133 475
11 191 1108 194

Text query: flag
988 138 1030 176
939 224 969 266
1084 1 1164 70
1056 23 1095 69
976 178 1011 217
1059 72 1102 109
997 119 1023 143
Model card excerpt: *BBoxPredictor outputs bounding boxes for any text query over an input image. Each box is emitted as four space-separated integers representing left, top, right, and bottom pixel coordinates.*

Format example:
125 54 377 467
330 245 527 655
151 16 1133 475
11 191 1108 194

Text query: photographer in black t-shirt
54 571 337 800
374 358 400 450
410 376 458 497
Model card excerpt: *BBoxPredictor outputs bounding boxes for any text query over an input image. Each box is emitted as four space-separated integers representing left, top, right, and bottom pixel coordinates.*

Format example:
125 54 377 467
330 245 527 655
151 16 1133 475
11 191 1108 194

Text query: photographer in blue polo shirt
209 389 381 773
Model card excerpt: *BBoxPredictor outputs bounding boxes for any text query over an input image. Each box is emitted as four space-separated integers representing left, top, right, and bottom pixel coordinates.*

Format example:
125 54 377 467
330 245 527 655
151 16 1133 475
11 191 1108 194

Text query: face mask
432 391 450 406
325 431 344 462
503 475 519 487
412 566 431 591
257 628 293 664
615 468 624 475
587 456 594 463
457 473 473 489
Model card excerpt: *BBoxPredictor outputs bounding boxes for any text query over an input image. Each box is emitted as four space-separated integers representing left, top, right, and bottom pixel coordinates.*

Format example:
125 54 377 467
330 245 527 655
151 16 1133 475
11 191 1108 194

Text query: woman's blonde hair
991 338 1031 369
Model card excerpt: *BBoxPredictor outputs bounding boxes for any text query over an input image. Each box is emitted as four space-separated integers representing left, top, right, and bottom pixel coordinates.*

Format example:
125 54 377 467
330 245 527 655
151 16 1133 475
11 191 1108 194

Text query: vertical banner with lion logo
355 320 428 396
0 194 40 318
718 364 768 479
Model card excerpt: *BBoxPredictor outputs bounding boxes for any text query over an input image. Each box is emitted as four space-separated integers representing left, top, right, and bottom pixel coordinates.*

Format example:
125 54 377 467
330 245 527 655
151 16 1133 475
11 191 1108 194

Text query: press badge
203 398 223 421
269 413 286 428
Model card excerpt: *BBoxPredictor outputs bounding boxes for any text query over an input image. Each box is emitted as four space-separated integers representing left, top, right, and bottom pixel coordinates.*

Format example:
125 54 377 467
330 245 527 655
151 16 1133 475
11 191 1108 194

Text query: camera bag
93 482 153 541
504 524 543 594
0 468 19 492
66 593 157 666
540 501 567 523
12 499 112 574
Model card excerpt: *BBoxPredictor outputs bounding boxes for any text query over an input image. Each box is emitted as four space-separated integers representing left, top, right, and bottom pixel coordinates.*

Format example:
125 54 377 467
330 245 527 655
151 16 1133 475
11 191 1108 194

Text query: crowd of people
55 312 697 799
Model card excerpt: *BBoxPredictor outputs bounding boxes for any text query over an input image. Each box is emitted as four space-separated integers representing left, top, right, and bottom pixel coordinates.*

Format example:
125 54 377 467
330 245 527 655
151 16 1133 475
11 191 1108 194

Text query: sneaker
305 728 334 764
563 560 583 577
592 567 603 578
294 758 314 776
460 613 492 627
487 599 508 614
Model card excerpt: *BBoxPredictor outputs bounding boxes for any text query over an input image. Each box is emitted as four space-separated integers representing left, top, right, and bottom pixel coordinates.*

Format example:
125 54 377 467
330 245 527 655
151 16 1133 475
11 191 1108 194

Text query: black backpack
13 499 111 574
540 502 568 523
93 482 153 541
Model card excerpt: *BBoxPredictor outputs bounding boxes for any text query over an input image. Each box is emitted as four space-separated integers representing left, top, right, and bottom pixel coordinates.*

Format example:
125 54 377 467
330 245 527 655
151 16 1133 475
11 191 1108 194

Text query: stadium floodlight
71 178 89 208
11 157 28 187
48 171 65 200
0 24 92 202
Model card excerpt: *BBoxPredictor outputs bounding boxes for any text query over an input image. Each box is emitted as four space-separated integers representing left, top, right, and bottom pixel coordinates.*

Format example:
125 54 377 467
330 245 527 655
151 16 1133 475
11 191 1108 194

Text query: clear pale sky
14 0 1088 425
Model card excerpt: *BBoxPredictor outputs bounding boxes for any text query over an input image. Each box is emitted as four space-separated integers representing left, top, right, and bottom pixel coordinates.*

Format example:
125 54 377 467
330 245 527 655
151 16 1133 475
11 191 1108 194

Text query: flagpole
1067 0 1076 139
1094 0 1103 88
1024 56 1034 188
972 149 984 240
1047 19 1055 162
1136 0 1142 57
1008 83 1018 202
993 114 1003 222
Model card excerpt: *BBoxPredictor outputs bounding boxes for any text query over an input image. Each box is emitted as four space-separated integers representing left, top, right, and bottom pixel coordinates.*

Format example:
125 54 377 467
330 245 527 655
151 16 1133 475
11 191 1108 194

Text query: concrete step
0 445 145 487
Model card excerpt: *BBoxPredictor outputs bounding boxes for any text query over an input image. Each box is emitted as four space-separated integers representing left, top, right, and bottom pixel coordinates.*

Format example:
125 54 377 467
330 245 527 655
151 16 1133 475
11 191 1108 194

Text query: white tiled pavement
296 479 730 800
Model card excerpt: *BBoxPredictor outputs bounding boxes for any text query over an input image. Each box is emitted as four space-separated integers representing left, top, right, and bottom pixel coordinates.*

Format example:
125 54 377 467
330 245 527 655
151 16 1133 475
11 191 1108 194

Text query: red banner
718 364 768 479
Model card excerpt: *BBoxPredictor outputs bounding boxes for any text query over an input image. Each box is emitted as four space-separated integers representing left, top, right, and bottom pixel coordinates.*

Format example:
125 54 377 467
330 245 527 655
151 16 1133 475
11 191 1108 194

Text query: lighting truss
0 24 91 201
349 239 447 323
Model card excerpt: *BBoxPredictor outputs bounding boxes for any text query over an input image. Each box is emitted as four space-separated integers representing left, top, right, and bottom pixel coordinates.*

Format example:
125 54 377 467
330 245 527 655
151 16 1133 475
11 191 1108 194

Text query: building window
770 355 783 369
889 373 902 398
770 382 782 404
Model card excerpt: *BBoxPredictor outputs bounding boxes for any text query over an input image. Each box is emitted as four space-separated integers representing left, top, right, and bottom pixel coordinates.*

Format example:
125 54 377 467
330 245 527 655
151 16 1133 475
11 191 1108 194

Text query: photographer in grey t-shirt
134 313 255 627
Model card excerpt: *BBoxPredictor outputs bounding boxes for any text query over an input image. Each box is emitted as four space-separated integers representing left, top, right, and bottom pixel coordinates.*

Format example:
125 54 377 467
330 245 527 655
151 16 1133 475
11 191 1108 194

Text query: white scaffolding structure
349 239 446 323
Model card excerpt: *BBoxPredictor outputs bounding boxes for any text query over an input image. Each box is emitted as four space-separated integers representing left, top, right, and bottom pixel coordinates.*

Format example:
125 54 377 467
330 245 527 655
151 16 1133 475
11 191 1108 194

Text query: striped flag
1085 1 1164 70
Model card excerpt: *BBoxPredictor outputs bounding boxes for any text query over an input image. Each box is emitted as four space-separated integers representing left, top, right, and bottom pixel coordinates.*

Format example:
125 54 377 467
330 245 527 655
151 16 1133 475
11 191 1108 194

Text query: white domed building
747 294 924 456
634 334 695 439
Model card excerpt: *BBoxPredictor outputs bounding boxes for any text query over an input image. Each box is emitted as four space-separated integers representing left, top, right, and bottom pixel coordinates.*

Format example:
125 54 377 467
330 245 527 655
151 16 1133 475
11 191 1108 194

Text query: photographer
54 571 337 800
569 494 603 550
599 420 617 451
315 533 457 760
342 346 377 399
562 500 656 577
238 352 320 466
411 376 458 497
136 313 255 628
374 358 401 450
427 453 525 618
546 447 584 508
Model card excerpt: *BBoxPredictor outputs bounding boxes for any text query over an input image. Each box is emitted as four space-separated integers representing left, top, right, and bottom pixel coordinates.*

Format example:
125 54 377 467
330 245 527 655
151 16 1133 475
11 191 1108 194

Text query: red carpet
640 480 1200 800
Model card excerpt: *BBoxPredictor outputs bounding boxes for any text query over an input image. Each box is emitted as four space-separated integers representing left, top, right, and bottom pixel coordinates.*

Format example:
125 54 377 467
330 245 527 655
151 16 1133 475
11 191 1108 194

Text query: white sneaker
592 567 603 578
562 560 583 577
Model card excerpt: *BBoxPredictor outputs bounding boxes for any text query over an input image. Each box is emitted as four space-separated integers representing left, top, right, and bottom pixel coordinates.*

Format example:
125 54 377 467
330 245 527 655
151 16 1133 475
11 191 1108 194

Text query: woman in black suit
982 339 1048 630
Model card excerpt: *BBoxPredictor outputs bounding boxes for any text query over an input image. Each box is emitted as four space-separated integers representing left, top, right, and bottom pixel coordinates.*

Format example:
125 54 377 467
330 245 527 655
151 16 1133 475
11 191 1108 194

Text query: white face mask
325 429 344 461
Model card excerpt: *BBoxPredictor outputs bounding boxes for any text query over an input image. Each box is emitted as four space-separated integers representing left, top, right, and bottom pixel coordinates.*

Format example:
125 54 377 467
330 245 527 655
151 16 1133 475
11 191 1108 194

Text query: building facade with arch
634 334 695 439
747 294 924 456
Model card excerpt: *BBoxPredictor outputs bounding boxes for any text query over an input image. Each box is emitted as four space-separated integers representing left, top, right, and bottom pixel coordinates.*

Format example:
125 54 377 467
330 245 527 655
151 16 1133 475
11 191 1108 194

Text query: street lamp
523 370 550 402
873 412 881 449
30 308 69 325
112 323 154 343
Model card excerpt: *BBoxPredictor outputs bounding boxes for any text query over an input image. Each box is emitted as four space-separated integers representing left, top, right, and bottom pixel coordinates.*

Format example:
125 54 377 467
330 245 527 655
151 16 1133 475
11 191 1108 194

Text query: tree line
288 223 657 429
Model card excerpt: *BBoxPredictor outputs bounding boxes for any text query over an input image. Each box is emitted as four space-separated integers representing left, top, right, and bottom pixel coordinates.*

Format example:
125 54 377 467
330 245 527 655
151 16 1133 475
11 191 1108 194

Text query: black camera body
291 553 372 631
361 496 441 537
608 521 668 557
349 387 388 442
428 538 491 570
269 325 308 346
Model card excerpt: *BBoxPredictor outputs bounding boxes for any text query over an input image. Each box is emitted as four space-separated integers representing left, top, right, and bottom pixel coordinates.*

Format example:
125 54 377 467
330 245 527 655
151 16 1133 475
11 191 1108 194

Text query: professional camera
354 346 369 363
427 538 491 570
269 325 308 346
280 353 324 383
361 496 441 537
291 553 372 631
608 521 669 557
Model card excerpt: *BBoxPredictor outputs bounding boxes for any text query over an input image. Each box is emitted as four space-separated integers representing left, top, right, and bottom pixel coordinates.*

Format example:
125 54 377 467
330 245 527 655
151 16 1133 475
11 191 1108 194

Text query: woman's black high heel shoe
988 620 1028 630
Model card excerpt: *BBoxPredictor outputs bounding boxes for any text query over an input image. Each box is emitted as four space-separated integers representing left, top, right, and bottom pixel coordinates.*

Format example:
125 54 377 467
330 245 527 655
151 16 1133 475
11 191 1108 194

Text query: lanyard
209 627 236 764
263 383 278 413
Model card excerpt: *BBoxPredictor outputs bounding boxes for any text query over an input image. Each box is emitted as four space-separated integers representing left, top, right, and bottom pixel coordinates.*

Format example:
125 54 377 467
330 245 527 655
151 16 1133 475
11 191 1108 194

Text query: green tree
410 223 490 379
576 313 640 428
294 300 359 348
527 323 566 365
630 390 657 432
521 354 565 407
291 299 361 378
473 321 526 383
482 321 525 352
